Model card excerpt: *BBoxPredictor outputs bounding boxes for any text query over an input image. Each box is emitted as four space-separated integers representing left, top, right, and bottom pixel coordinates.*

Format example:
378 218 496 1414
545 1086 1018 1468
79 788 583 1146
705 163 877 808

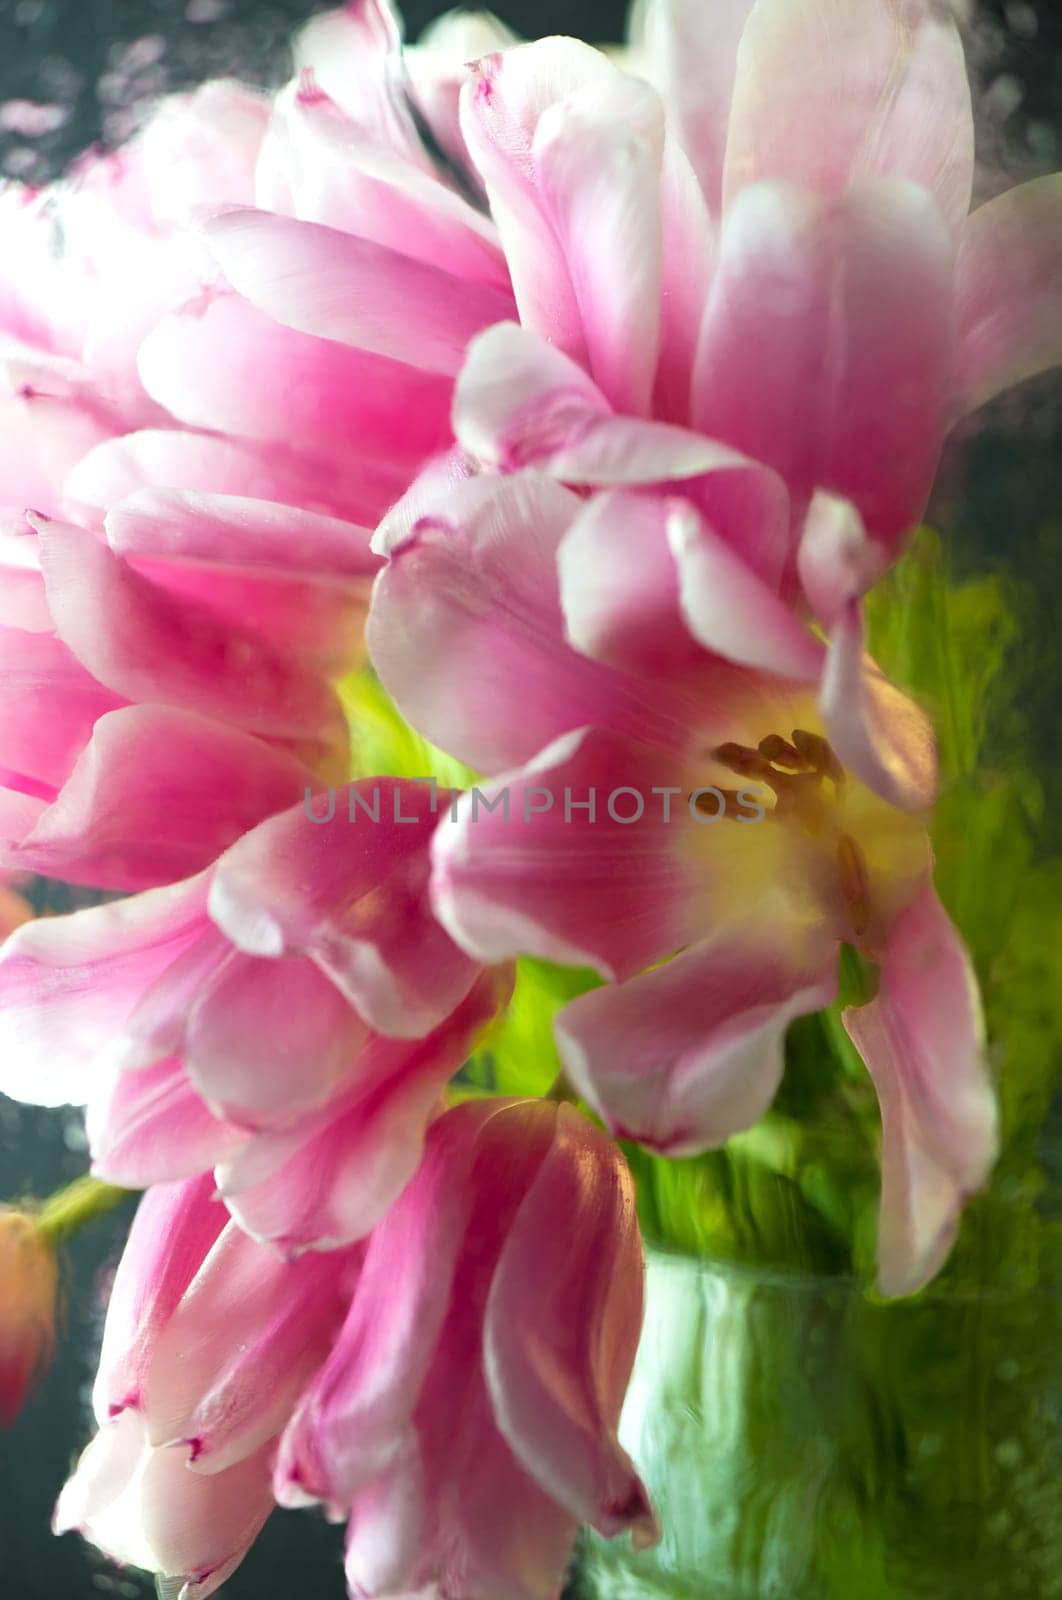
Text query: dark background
1 2 1061 1597
2 0 1061 184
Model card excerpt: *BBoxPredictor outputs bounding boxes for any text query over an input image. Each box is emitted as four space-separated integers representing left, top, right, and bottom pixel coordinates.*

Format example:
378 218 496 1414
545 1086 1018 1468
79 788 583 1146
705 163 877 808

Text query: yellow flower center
686 714 929 960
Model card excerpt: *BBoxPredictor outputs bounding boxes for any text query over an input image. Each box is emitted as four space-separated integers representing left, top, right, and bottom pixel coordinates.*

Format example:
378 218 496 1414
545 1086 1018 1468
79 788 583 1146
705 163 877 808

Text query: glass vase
573 1229 1062 1600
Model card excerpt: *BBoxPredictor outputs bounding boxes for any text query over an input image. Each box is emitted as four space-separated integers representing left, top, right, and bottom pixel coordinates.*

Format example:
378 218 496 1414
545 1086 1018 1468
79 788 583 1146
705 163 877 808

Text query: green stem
35 1174 132 1247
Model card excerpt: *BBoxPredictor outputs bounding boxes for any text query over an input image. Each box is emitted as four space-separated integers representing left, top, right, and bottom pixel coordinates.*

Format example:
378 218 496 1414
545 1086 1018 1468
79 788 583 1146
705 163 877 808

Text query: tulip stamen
714 731 846 831
791 729 844 786
837 832 872 937
757 734 809 772
713 742 775 781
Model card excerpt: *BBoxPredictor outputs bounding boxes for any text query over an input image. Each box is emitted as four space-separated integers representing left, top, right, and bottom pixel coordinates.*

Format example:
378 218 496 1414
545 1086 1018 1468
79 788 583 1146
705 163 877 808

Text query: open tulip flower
1 0 1060 1597
369 469 996 1298
200 0 1062 581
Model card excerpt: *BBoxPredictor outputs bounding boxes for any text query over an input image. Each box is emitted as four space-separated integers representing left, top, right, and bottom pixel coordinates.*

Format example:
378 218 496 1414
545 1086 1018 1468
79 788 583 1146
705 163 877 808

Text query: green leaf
340 667 480 789
462 958 603 1099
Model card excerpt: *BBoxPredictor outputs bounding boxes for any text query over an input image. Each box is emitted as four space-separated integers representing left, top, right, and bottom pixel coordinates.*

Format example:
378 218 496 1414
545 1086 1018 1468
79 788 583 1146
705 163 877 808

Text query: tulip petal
275 1101 522 1510
0 623 126 795
411 12 520 83
844 880 997 1297
723 0 974 234
118 923 230 1072
956 174 1062 410
292 0 420 160
556 930 838 1155
692 179 956 547
183 951 368 1129
531 73 665 414
15 706 315 891
106 489 376 675
635 0 755 215
653 136 715 422
431 727 702 981
0 519 51 632
88 1057 246 1191
142 1223 355 1472
407 8 520 177
452 320 609 473
820 601 938 813
668 506 824 678
369 470 696 773
0 390 115 520
284 1099 645 1599
369 444 479 554
350 1406 578 1600
797 491 888 624
35 518 346 749
208 781 479 1039
138 293 452 489
486 1105 655 1541
55 1409 274 1600
0 788 47 865
93 1176 229 1422
139 80 268 227
0 875 211 1106
557 486 791 688
341 1460 427 1600
206 209 516 376
107 487 377 579
66 427 393 530
217 971 510 1252
460 39 617 369
557 490 709 677
260 80 509 286
454 321 776 492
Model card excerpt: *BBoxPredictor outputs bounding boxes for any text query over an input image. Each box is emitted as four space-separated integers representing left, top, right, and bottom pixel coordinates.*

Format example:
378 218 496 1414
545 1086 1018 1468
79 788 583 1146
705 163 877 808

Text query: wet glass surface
1 2 1061 1597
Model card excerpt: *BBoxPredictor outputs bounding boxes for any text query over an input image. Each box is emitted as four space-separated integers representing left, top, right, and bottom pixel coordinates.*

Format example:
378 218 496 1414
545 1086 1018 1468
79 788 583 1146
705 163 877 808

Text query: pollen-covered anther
757 734 808 772
713 742 775 781
837 832 872 937
790 729 844 785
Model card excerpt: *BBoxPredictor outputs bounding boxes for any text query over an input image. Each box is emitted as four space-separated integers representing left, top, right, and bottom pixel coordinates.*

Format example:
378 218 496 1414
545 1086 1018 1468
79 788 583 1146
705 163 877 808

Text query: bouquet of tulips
2 2 1061 1597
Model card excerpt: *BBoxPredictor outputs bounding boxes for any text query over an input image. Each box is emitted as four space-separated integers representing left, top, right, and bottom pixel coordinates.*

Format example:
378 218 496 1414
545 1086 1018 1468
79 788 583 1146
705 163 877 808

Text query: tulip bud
0 1208 58 1425
57 1176 360 1600
0 881 31 939
278 1098 657 1600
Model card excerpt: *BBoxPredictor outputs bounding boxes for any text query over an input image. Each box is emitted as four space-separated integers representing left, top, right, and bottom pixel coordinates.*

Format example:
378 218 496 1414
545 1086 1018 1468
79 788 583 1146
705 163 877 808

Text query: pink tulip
1 59 421 900
55 1175 360 1598
1 80 266 403
292 0 515 183
262 34 510 284
129 6 505 534
0 499 377 890
141 0 1062 612
1 40 457 538
0 82 270 536
369 470 996 1297
443 1 1062 568
276 1098 656 1600
0 781 509 1250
